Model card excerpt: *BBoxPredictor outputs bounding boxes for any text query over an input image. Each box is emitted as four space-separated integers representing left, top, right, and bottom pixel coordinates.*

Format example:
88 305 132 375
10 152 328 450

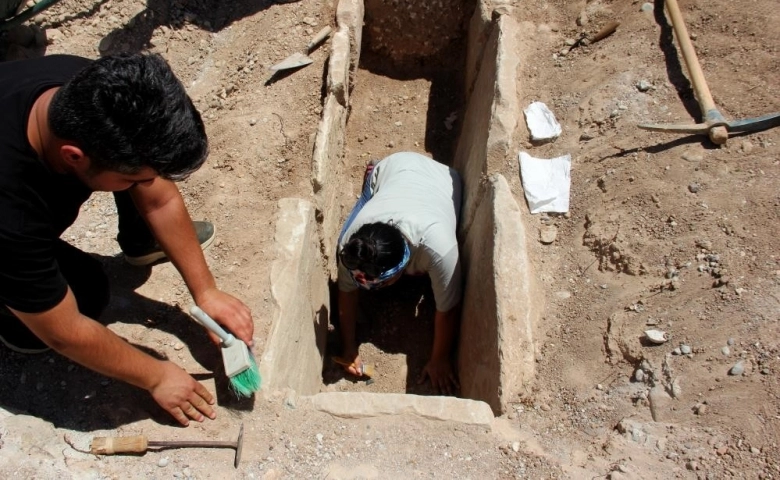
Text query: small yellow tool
332 356 375 377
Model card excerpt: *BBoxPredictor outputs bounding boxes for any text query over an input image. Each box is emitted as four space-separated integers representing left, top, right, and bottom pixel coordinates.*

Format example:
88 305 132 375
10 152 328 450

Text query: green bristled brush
189 305 261 398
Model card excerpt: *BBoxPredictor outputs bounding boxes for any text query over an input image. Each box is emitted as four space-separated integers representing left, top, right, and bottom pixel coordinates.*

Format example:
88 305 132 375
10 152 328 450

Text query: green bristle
229 354 262 398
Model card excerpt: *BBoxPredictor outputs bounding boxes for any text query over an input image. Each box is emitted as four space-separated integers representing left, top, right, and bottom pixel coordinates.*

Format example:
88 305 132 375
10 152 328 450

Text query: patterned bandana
346 241 411 290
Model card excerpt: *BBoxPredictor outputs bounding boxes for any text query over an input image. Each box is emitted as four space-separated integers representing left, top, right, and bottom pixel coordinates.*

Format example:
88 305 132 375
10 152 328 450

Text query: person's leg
114 191 215 266
337 160 380 245
0 241 110 354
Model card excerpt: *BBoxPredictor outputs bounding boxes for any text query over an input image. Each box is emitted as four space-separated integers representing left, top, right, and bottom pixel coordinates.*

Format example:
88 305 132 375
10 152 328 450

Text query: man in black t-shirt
0 54 254 427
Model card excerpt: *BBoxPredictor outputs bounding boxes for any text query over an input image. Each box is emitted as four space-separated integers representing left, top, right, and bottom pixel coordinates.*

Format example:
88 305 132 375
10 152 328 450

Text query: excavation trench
260 0 540 418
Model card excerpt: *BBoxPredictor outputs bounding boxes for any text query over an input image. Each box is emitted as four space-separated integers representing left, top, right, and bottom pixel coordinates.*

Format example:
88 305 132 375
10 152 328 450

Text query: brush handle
189 306 236 347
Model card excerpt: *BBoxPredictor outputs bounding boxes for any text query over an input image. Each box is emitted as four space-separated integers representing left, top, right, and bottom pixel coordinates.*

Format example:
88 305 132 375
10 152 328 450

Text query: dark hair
49 53 207 181
341 222 405 277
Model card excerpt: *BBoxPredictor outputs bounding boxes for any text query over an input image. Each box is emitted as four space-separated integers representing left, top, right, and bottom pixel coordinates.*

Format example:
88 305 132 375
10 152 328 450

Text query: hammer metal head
234 423 244 469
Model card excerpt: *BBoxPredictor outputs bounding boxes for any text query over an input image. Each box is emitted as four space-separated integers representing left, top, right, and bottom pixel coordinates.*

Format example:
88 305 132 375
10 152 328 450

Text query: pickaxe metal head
638 110 780 145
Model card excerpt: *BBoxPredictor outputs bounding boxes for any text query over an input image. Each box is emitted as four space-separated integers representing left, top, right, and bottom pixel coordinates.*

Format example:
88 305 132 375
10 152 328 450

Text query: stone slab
454 13 520 233
458 174 538 414
310 392 494 426
260 198 329 395
328 28 351 106
336 0 364 83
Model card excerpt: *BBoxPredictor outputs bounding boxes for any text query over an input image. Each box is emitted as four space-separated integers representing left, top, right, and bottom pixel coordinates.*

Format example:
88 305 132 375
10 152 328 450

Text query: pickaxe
638 0 780 144
90 423 245 468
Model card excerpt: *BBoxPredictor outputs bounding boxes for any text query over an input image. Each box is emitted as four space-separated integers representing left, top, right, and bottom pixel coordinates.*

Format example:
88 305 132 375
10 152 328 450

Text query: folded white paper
524 101 562 141
518 152 571 214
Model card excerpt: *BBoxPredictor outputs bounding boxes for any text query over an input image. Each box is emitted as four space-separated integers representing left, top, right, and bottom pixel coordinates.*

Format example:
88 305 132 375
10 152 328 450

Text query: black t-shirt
0 55 93 313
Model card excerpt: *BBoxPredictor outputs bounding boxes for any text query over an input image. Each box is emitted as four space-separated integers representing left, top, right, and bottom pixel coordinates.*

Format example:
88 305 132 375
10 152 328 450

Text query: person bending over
337 151 462 394
0 53 253 426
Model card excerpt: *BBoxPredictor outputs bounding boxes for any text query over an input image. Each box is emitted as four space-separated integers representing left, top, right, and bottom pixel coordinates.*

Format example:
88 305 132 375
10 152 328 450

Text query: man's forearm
13 291 165 391
133 182 216 301
431 306 459 360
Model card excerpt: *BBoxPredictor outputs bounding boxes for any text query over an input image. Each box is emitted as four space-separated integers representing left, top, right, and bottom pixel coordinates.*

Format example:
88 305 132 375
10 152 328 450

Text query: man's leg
0 241 110 354
114 191 215 266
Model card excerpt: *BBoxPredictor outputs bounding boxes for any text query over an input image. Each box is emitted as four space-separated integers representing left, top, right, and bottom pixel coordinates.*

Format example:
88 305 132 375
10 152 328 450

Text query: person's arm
337 288 363 376
10 289 215 426
128 178 253 345
417 242 462 394
418 306 460 394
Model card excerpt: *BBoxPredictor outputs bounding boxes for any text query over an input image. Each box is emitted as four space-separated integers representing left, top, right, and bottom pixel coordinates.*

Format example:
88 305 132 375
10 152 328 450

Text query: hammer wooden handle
91 436 148 454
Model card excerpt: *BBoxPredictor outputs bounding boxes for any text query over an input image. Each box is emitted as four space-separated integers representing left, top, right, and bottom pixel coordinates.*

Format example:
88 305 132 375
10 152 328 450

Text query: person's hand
148 361 217 426
194 288 254 346
417 357 459 395
341 348 364 377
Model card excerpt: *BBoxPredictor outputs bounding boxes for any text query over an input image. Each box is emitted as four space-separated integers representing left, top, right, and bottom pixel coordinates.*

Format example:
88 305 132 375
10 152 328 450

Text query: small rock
641 2 654 12
686 460 699 471
540 225 557 244
721 346 731 356
511 441 520 452
695 239 713 250
761 368 770 375
576 12 588 26
644 329 668 344
634 369 645 382
387 141 395 148
728 361 745 376
688 183 700 193
249 118 257 126
182 467 192 477
580 131 595 141
727 338 735 346
682 151 703 163
694 404 708 415
540 403 551 412
751 447 761 454
636 80 652 92
316 433 324 444
158 457 169 468
672 347 682 355
740 140 753 154
680 345 692 355
173 342 184 351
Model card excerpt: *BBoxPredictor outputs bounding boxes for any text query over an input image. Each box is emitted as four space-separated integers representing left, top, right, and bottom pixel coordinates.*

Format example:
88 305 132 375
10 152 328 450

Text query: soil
1 0 779 478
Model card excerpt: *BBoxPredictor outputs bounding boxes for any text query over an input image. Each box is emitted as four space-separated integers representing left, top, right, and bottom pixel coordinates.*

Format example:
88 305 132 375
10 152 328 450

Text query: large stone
464 0 493 96
458 175 539 414
0 415 81 478
310 392 494 426
454 13 520 233
336 0 364 83
328 28 351 106
260 198 329 395
311 95 348 277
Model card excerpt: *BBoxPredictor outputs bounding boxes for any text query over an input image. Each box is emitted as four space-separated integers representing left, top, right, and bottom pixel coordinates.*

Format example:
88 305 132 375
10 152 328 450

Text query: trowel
270 26 332 72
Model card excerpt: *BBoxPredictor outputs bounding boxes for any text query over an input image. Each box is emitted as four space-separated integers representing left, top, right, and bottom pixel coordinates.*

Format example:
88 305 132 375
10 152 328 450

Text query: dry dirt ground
1 0 779 478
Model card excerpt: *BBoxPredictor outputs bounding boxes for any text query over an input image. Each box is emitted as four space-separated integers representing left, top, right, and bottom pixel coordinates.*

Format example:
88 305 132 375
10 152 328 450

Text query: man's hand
148 361 217 426
194 288 253 347
417 357 459 395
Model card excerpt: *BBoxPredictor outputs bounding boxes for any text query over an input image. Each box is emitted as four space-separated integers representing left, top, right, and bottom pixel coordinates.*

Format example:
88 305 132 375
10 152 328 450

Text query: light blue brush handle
189 306 236 347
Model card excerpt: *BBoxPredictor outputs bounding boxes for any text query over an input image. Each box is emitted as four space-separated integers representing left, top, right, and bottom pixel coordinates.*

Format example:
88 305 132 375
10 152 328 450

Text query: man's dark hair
49 53 207 181
341 222 405 277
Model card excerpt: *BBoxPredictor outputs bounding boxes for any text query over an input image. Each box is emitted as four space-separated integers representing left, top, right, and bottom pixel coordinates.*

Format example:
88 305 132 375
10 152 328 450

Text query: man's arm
10 289 215 426
128 178 253 345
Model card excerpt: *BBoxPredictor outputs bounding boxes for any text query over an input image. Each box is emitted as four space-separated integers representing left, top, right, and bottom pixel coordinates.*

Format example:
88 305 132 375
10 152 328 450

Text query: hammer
638 0 780 144
90 423 245 468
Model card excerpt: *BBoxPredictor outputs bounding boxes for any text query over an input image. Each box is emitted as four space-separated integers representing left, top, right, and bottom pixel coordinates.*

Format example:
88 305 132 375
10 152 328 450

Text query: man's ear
60 144 87 168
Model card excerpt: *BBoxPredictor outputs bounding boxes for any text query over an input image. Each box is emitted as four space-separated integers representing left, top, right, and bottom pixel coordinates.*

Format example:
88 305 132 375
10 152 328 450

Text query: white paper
518 152 571 214
523 101 562 141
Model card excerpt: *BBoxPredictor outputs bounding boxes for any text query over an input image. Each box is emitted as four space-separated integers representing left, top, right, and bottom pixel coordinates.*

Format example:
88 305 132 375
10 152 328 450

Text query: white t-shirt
337 152 462 312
